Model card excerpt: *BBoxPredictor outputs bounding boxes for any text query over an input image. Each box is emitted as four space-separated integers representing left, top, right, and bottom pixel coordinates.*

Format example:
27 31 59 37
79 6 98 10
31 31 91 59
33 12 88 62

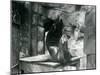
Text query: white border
13 0 96 5
0 0 100 75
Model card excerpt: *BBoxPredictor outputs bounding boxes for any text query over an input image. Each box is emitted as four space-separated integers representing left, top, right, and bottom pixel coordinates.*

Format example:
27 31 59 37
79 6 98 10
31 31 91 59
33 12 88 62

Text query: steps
19 55 80 73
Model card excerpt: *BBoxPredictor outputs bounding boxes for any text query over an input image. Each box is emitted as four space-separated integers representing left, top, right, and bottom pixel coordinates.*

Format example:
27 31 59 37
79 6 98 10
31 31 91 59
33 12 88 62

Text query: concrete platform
19 54 80 73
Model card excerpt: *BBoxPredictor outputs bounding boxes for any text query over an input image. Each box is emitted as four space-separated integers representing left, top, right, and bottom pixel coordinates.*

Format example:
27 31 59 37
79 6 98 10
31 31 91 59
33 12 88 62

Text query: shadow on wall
84 6 96 69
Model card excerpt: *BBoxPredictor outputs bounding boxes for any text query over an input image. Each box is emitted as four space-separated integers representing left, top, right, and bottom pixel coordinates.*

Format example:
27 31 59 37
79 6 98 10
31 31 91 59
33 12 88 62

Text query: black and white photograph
11 0 96 74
